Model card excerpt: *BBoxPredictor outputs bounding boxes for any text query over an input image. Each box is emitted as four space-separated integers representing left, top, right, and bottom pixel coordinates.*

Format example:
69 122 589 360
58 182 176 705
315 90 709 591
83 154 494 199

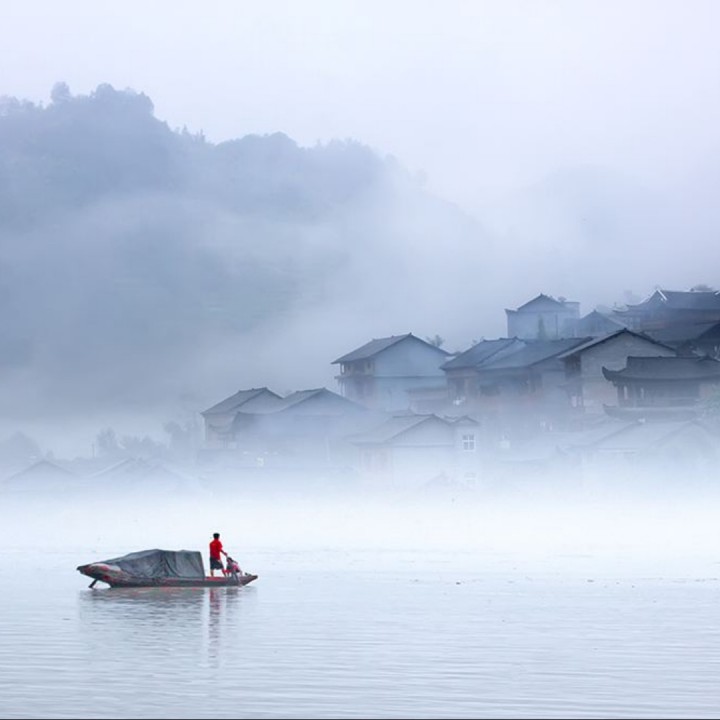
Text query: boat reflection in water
79 581 255 664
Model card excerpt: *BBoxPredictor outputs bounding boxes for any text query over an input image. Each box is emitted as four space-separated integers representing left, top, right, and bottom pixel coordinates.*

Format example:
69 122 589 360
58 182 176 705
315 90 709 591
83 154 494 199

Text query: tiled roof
441 338 523 370
280 387 344 409
556 329 673 358
236 388 363 416
90 458 188 482
661 290 720 310
575 310 630 332
5 459 76 482
585 420 714 452
480 338 590 370
349 414 448 445
644 321 720 344
497 422 633 461
332 333 448 364
603 356 720 381
201 387 283 416
506 293 578 315
279 388 322 405
625 289 720 311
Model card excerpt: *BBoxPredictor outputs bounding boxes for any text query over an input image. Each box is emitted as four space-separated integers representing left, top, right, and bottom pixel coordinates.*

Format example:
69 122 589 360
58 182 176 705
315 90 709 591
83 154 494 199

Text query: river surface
1 489 720 718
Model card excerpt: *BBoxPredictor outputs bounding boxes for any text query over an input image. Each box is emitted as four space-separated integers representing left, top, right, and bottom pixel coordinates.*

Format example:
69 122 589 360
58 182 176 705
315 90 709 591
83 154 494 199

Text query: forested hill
0 83 485 421
0 82 393 227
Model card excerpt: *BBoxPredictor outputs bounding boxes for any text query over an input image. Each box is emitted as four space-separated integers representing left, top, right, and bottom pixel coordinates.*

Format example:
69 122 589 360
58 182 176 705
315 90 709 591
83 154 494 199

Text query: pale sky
4 0 719 210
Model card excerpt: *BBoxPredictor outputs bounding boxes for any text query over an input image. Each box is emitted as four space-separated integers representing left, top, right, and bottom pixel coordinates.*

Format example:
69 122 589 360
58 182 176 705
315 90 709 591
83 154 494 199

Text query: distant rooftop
441 338 522 371
556 329 673 359
603 356 720 382
480 337 590 370
505 293 579 315
332 333 448 364
622 289 720 312
201 387 283 416
349 414 448 445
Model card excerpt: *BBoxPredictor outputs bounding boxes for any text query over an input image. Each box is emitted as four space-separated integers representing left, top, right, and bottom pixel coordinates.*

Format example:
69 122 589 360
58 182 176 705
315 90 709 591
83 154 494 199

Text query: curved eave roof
602 367 720 383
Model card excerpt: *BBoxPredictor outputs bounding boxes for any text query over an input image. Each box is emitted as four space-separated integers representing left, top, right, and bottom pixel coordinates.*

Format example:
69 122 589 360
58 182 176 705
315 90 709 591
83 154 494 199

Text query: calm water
2 490 720 718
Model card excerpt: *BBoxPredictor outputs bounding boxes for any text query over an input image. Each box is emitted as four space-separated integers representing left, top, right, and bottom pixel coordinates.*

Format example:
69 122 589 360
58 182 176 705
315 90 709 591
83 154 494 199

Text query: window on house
462 434 476 451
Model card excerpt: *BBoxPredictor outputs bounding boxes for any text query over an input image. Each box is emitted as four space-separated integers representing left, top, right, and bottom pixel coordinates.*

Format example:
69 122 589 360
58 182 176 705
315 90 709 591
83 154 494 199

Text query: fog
1 4 720 514
6 2 719 198
3 468 720 579
5 7 720 718
5 477 720 718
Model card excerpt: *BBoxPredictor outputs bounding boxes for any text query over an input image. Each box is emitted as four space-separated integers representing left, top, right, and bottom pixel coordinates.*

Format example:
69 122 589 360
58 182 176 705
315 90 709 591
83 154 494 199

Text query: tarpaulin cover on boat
98 549 205 579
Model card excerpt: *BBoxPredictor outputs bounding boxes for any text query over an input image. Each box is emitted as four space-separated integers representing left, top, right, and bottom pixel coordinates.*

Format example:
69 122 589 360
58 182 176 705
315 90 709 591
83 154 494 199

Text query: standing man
209 532 228 577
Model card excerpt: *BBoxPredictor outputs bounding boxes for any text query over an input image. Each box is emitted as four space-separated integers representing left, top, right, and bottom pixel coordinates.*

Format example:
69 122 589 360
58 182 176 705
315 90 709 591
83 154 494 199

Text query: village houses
195 287 720 487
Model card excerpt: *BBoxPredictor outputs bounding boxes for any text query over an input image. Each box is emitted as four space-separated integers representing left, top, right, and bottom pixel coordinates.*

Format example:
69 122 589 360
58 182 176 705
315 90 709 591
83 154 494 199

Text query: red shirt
209 538 223 559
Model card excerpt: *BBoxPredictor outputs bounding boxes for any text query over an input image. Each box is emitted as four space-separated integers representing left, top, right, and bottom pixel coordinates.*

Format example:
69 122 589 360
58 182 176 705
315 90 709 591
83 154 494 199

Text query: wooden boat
77 548 258 589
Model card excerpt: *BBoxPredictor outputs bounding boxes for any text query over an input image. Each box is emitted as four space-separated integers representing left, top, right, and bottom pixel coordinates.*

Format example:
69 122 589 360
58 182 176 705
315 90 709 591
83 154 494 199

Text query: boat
77 548 258 588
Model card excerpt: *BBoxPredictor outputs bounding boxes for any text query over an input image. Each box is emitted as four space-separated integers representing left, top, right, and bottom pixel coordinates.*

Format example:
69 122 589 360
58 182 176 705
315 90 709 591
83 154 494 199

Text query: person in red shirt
209 532 228 577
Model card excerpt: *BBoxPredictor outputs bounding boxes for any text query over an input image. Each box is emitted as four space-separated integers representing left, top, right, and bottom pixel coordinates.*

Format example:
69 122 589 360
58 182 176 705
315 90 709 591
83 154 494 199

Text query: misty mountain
0 83 488 422
1 82 409 228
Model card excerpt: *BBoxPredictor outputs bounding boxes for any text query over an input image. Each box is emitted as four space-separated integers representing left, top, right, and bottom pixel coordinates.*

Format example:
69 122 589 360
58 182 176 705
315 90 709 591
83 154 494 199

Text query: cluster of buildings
6 287 719 494
199 289 720 488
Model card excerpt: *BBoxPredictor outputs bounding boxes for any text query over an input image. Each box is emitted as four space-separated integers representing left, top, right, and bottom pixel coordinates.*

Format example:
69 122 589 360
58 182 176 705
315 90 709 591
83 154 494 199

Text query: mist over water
2 3 720 717
5 472 720 573
2 476 720 719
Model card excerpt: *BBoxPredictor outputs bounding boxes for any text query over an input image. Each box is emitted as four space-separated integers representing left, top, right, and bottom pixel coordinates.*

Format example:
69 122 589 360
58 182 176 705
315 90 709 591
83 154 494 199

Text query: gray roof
603 405 699 422
201 387 283 416
5 459 76 482
232 387 364 416
279 387 361 412
562 421 638 449
332 333 449 364
497 422 632 461
584 420 715 452
643 321 720 344
603 356 720 381
556 329 673 359
659 290 720 310
505 419 715 457
506 293 575 314
441 338 523 370
625 289 720 312
281 388 324 406
575 310 630 332
349 414 450 445
90 458 188 481
480 338 590 370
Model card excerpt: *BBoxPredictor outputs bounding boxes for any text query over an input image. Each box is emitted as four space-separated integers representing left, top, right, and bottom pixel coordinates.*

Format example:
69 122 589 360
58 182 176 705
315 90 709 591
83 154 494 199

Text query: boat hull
77 562 258 588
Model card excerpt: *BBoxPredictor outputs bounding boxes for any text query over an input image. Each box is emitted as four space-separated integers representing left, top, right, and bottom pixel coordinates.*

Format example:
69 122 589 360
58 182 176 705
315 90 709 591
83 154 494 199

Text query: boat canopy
97 549 205 579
